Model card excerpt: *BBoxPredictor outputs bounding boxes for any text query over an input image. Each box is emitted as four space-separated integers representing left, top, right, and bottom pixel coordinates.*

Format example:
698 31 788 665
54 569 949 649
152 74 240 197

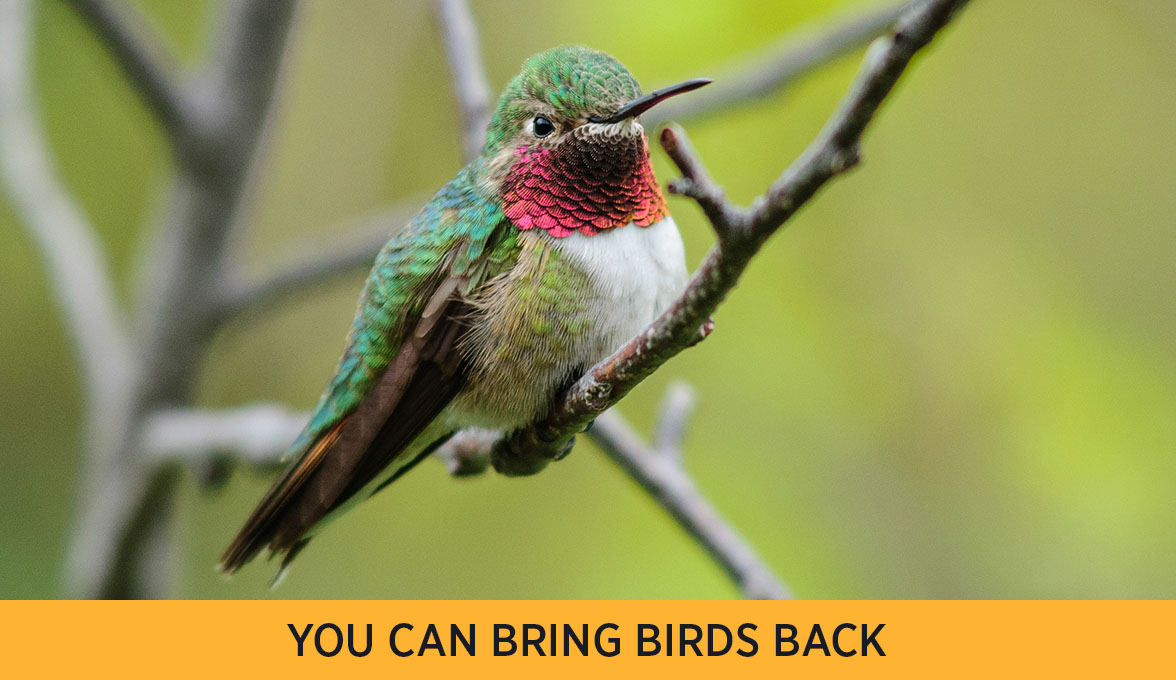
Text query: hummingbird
219 46 710 575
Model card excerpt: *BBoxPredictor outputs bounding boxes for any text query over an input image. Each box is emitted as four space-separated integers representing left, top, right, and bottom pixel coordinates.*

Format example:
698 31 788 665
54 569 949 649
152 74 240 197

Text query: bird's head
482 46 709 238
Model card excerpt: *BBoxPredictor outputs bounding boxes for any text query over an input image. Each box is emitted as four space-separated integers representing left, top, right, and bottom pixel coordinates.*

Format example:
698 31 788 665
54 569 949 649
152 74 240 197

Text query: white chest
553 215 688 351
451 217 687 430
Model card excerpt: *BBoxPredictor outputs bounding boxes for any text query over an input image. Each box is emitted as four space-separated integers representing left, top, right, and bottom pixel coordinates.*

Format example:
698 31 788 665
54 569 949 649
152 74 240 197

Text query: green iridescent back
293 159 516 453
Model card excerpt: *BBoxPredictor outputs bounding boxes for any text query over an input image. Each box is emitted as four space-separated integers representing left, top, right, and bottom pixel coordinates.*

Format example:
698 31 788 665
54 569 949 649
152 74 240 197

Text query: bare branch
136 384 783 597
0 0 148 600
652 381 696 459
203 0 299 144
140 405 496 479
64 0 197 145
589 409 791 599
431 429 497 477
661 130 741 243
142 405 306 468
434 0 493 161
644 1 906 127
58 0 301 599
0 0 136 403
489 0 971 475
215 200 424 321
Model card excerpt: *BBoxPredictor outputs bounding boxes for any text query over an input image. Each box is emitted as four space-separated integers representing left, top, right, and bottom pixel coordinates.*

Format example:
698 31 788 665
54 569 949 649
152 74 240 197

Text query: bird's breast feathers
451 216 686 429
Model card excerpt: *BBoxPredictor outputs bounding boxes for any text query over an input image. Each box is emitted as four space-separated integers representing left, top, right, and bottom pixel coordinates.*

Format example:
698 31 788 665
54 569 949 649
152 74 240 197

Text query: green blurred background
3 0 1175 598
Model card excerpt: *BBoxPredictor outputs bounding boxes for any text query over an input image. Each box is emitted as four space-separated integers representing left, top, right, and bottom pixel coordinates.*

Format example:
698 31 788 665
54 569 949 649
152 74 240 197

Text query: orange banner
0 600 1169 677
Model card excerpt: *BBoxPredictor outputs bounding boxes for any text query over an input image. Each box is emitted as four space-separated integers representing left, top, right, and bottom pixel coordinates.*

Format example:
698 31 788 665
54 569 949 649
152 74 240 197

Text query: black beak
588 78 712 124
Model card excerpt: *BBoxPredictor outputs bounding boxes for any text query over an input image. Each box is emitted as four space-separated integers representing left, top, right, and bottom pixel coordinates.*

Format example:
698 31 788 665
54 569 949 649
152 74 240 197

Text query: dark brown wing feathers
218 281 471 573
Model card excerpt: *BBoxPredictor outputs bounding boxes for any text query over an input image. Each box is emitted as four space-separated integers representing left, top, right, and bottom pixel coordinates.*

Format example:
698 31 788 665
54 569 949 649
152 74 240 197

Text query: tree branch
589 409 791 599
0 0 136 405
142 405 306 469
139 404 499 480
138 379 792 599
644 1 906 127
214 200 424 321
64 0 198 146
489 0 971 475
1 0 144 600
57 0 301 598
652 381 695 460
434 0 493 162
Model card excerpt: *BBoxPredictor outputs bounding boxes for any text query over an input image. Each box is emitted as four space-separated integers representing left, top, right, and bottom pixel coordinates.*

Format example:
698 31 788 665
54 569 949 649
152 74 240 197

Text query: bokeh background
3 0 1175 598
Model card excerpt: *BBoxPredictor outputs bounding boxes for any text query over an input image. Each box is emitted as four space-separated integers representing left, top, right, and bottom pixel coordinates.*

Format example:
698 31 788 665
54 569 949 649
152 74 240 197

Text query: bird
219 45 710 577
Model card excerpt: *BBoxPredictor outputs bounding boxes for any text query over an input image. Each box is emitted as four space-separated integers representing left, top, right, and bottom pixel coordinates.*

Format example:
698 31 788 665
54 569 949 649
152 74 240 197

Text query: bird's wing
220 175 514 573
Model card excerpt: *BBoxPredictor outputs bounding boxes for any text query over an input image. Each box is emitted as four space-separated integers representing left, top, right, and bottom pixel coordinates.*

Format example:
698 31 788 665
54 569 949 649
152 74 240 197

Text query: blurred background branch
435 0 494 162
0 0 967 599
0 0 135 413
642 1 906 128
3 0 299 598
65 0 198 148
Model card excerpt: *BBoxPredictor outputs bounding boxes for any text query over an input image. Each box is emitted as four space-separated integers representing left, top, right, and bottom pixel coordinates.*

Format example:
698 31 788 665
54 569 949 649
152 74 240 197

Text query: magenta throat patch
502 132 668 238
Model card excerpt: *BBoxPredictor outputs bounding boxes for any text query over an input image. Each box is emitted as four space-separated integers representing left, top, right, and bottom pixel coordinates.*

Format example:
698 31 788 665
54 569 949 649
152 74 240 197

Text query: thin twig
64 0 198 146
142 405 306 468
140 404 498 479
138 379 786 598
644 1 906 127
214 200 425 321
652 381 696 460
589 410 791 599
434 0 493 161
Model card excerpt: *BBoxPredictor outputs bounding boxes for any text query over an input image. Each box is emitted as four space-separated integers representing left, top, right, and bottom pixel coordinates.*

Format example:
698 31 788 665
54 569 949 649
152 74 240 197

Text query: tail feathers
218 418 346 574
219 288 472 578
267 538 311 589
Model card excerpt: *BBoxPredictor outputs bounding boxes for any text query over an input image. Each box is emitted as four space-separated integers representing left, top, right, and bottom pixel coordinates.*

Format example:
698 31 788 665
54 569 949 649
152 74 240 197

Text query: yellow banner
1 601 1169 677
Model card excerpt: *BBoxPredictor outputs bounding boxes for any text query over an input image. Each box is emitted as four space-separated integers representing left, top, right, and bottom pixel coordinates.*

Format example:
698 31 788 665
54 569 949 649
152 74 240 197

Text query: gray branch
644 1 906 127
588 409 791 599
64 0 198 146
137 374 789 598
0 0 136 407
142 405 307 468
434 0 493 162
214 200 425 321
1 0 143 600
141 404 498 480
652 381 695 461
49 0 302 598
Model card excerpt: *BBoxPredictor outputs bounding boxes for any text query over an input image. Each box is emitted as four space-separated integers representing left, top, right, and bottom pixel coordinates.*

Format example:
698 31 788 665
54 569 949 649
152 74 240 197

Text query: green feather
291 159 516 457
483 46 642 152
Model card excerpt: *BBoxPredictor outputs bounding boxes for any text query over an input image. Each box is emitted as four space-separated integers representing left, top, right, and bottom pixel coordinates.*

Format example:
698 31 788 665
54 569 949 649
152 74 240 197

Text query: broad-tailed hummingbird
221 46 709 575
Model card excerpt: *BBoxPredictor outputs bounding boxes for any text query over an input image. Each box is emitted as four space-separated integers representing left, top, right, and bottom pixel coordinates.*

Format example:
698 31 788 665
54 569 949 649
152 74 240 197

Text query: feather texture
219 162 514 573
220 45 695 577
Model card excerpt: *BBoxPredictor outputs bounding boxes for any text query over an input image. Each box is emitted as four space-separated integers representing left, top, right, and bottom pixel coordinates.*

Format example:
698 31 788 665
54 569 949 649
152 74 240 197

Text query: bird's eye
532 116 555 137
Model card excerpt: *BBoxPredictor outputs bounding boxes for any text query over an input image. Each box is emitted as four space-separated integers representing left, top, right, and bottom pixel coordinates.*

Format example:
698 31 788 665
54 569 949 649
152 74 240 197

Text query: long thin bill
589 78 712 124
